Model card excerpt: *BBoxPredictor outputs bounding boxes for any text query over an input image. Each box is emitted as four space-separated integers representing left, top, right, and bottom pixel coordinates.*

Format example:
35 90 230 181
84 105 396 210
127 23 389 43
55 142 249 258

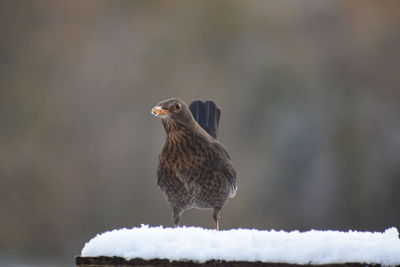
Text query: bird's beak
151 106 169 117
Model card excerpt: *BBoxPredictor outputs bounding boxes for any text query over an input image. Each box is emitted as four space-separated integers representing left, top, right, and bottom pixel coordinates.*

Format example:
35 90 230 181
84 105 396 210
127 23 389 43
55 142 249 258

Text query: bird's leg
173 210 181 228
213 207 221 231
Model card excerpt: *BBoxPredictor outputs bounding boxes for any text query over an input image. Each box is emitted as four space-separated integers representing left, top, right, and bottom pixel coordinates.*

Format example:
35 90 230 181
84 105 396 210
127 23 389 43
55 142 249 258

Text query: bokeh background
1 1 400 266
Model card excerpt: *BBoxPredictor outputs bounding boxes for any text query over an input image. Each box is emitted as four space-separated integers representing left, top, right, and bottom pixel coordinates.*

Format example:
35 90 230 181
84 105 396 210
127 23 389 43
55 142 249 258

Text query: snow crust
81 225 400 265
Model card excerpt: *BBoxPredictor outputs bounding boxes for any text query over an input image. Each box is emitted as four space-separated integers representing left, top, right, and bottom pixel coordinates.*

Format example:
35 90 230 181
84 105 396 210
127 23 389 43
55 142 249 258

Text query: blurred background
1 1 400 266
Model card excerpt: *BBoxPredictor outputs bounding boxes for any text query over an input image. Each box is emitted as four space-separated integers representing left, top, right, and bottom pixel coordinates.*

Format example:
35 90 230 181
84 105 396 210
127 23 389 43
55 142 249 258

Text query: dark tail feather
189 100 221 139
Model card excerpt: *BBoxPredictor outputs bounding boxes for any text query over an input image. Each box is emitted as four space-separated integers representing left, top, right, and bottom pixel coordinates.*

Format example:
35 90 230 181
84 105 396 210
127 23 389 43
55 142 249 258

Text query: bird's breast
162 135 210 174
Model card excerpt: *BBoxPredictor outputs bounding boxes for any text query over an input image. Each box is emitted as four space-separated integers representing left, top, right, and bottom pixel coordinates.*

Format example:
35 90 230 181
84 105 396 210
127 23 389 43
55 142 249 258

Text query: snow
81 225 400 265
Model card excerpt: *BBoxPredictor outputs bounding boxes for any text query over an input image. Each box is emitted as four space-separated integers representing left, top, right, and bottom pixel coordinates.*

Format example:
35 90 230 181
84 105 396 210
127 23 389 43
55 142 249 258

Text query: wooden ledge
76 256 385 267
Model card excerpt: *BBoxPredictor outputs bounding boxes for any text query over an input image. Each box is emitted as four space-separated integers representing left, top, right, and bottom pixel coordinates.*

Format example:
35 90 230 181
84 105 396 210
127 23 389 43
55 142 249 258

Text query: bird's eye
175 103 181 110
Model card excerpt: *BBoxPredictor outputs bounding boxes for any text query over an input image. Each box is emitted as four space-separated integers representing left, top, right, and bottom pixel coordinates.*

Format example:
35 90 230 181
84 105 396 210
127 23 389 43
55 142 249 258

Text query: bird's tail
189 100 221 140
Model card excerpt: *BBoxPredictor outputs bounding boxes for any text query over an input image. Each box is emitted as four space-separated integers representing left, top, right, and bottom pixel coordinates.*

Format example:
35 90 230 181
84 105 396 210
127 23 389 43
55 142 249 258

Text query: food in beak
151 106 169 116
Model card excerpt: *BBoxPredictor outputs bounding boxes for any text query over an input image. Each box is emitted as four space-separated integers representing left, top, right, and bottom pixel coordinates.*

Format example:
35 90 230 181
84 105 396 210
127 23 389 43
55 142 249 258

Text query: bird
151 98 237 230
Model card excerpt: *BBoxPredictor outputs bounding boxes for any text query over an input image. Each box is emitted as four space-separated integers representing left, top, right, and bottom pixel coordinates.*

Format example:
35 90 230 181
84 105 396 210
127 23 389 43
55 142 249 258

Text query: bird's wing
157 161 167 192
158 153 200 191
221 159 237 198
212 142 237 197
189 100 221 140
157 157 180 192
212 141 231 159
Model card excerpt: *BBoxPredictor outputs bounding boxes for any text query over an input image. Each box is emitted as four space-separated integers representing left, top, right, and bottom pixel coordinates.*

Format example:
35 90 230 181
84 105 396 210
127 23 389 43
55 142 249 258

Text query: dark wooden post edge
75 256 392 267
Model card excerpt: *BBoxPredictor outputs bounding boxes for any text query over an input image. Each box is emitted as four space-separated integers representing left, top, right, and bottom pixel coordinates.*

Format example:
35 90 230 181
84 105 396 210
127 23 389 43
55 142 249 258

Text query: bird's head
151 98 195 131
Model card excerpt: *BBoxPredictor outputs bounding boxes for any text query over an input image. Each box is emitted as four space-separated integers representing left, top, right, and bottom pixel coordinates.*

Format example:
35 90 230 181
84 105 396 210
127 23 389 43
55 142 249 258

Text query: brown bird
151 98 237 230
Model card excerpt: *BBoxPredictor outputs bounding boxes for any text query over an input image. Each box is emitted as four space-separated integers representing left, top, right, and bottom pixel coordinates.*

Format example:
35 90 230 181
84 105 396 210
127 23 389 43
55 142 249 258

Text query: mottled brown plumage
151 98 237 230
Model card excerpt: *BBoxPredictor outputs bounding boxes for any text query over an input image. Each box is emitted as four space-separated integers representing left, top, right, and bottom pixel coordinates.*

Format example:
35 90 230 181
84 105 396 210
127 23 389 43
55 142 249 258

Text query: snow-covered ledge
76 225 400 267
